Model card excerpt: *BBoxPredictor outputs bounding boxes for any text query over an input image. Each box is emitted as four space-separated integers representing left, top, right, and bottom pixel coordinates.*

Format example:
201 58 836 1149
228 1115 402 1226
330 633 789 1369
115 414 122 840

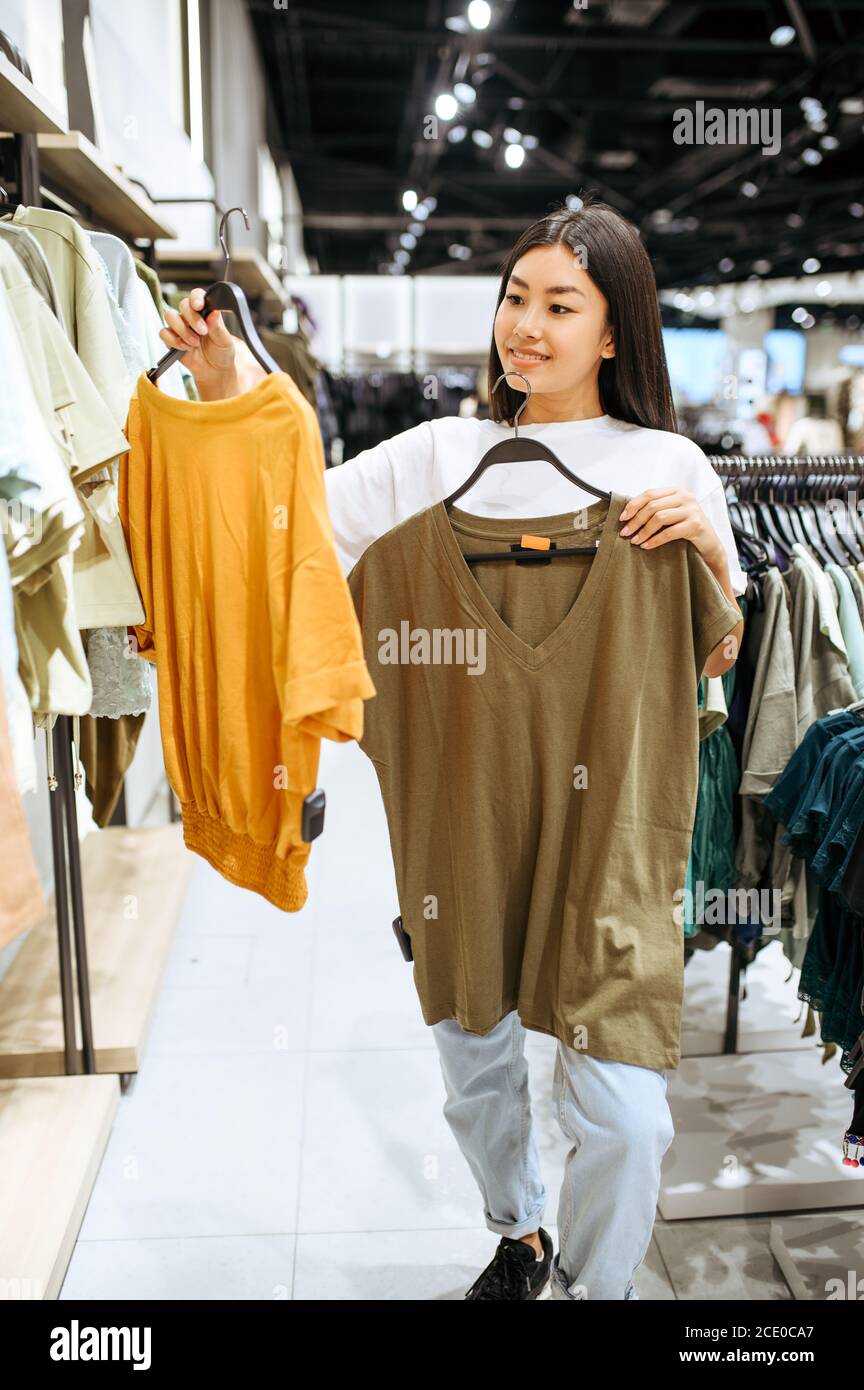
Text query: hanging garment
324 411 750 599
118 369 376 912
87 233 190 401
0 537 36 795
0 275 91 720
0 237 143 633
683 652 742 939
0 220 67 330
0 673 46 948
347 493 742 1070
826 561 864 699
3 205 130 429
791 542 847 660
81 625 151 718
735 568 798 895
77 709 146 826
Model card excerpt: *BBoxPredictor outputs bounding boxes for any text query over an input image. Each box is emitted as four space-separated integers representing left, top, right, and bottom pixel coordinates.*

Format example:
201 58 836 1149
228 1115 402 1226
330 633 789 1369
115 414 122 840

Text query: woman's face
493 243 615 400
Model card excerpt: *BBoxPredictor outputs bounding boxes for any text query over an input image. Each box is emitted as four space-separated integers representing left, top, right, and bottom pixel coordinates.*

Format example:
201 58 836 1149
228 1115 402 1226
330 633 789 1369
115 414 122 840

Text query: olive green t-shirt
347 490 742 1070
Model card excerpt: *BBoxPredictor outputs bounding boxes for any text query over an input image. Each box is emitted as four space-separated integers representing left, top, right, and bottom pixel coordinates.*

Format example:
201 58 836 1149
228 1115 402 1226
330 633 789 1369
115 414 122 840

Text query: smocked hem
180 802 310 912
421 1000 680 1070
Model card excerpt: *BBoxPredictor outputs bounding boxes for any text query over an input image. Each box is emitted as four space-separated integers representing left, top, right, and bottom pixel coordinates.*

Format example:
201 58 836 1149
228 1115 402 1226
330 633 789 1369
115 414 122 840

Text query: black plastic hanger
443 370 612 565
146 206 281 383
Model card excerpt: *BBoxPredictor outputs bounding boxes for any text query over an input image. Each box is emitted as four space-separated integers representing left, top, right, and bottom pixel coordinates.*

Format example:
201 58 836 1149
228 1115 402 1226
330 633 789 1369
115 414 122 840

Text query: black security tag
301 788 326 842
392 914 413 961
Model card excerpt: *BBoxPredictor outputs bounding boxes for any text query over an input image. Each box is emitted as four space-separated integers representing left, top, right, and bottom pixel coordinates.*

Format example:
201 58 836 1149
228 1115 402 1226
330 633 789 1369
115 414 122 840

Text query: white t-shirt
324 411 749 596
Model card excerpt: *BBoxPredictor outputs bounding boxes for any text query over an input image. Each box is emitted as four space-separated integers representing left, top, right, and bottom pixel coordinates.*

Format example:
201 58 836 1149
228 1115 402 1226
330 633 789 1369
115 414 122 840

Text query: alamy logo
673 100 781 156
378 622 486 674
50 1321 151 1370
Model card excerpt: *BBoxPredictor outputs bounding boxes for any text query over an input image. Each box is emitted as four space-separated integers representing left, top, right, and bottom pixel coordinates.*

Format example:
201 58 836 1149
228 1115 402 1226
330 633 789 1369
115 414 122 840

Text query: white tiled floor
57 739 857 1300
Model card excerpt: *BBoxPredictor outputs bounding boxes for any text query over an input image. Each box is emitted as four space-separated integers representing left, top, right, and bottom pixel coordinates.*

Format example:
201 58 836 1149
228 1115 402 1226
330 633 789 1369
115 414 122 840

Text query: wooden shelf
0 53 67 134
36 131 177 240
0 1074 118 1299
158 245 287 310
0 823 192 1077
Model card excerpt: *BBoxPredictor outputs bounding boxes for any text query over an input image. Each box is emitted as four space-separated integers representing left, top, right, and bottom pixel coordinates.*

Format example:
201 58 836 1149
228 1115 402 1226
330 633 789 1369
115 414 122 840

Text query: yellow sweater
118 369 376 911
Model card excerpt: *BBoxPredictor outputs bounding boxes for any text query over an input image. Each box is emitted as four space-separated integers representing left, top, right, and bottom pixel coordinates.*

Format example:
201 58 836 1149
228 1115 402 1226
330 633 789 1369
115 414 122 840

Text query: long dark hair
488 194 677 433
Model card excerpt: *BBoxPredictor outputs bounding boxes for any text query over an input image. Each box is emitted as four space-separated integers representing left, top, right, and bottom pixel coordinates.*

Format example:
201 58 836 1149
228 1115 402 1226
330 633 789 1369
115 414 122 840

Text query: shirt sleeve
323 420 435 576
279 399 377 740
687 541 744 679
697 479 749 597
116 399 157 663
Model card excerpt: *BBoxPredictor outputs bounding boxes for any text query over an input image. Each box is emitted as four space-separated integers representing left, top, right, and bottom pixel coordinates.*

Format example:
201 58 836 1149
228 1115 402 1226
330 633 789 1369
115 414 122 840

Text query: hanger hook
491 370 531 436
218 206 250 280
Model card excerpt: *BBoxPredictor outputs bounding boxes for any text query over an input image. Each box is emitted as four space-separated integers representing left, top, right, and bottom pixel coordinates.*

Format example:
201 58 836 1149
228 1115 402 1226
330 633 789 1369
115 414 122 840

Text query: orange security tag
519 534 551 551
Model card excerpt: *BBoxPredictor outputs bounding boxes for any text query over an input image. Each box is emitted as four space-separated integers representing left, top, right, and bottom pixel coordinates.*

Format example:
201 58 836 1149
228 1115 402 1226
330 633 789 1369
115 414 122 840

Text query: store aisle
56 739 788 1301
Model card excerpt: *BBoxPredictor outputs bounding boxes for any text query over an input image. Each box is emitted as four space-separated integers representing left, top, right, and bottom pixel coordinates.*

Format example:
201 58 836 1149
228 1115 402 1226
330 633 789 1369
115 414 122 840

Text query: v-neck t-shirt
347 490 743 1070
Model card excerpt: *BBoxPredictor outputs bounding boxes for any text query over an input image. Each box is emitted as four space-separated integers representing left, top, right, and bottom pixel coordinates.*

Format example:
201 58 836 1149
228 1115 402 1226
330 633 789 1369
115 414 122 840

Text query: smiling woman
156 192 747 1303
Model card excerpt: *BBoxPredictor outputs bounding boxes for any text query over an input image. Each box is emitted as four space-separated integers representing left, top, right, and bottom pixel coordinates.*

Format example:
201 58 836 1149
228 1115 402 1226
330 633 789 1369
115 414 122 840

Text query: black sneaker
464 1226 553 1300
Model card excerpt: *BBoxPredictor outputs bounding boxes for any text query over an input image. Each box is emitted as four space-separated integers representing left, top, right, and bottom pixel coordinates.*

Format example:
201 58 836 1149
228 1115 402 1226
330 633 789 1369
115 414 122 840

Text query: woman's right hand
160 287 266 399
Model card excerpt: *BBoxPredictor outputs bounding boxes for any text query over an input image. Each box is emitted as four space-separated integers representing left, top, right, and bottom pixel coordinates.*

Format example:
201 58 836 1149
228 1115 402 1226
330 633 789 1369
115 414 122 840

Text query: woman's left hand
618 488 723 565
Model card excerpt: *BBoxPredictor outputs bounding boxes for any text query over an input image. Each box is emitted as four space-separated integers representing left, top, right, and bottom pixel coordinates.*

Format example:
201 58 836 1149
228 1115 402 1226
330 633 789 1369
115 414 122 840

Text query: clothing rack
0 87 95 1076
704 452 864 1056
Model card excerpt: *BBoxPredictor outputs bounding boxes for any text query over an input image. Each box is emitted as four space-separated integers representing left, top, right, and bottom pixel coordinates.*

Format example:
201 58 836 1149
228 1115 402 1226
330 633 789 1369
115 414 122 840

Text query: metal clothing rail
700 452 863 1054
707 453 864 472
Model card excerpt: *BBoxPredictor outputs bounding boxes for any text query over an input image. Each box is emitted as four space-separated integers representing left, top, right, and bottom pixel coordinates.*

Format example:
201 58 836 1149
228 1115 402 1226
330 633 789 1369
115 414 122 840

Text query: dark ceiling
248 0 864 289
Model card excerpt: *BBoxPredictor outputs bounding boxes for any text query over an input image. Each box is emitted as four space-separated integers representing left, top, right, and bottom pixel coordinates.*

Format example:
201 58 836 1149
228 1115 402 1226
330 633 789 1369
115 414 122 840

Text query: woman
160 196 746 1300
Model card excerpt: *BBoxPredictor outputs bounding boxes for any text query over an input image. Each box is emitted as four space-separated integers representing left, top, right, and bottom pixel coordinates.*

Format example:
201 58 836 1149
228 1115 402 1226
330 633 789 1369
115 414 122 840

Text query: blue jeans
432 1009 675 1300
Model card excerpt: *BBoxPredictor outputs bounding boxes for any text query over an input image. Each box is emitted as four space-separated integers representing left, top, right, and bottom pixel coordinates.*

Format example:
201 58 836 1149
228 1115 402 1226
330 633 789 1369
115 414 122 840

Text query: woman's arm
618 487 745 679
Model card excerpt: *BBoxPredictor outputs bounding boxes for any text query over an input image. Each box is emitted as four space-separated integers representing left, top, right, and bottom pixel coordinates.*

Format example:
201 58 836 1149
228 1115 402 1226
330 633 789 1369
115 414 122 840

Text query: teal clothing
826 562 864 699
684 596 747 936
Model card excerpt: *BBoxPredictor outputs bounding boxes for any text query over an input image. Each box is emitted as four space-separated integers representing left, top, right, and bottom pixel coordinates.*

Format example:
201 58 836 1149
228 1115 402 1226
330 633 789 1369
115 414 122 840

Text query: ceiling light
435 93 458 120
820 134 839 150
448 124 468 142
471 128 493 148
453 82 476 104
752 259 772 274
394 250 410 265
467 0 491 29
741 181 759 198
802 256 821 272
503 127 522 143
770 25 796 46
786 212 804 228
402 189 417 211
412 204 429 220
792 307 808 322
801 148 822 165
422 196 437 212
522 133 539 150
400 233 416 250
840 96 864 115
816 280 833 296
408 222 425 236
850 203 864 218
718 257 735 273
565 194 584 211
504 144 525 168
